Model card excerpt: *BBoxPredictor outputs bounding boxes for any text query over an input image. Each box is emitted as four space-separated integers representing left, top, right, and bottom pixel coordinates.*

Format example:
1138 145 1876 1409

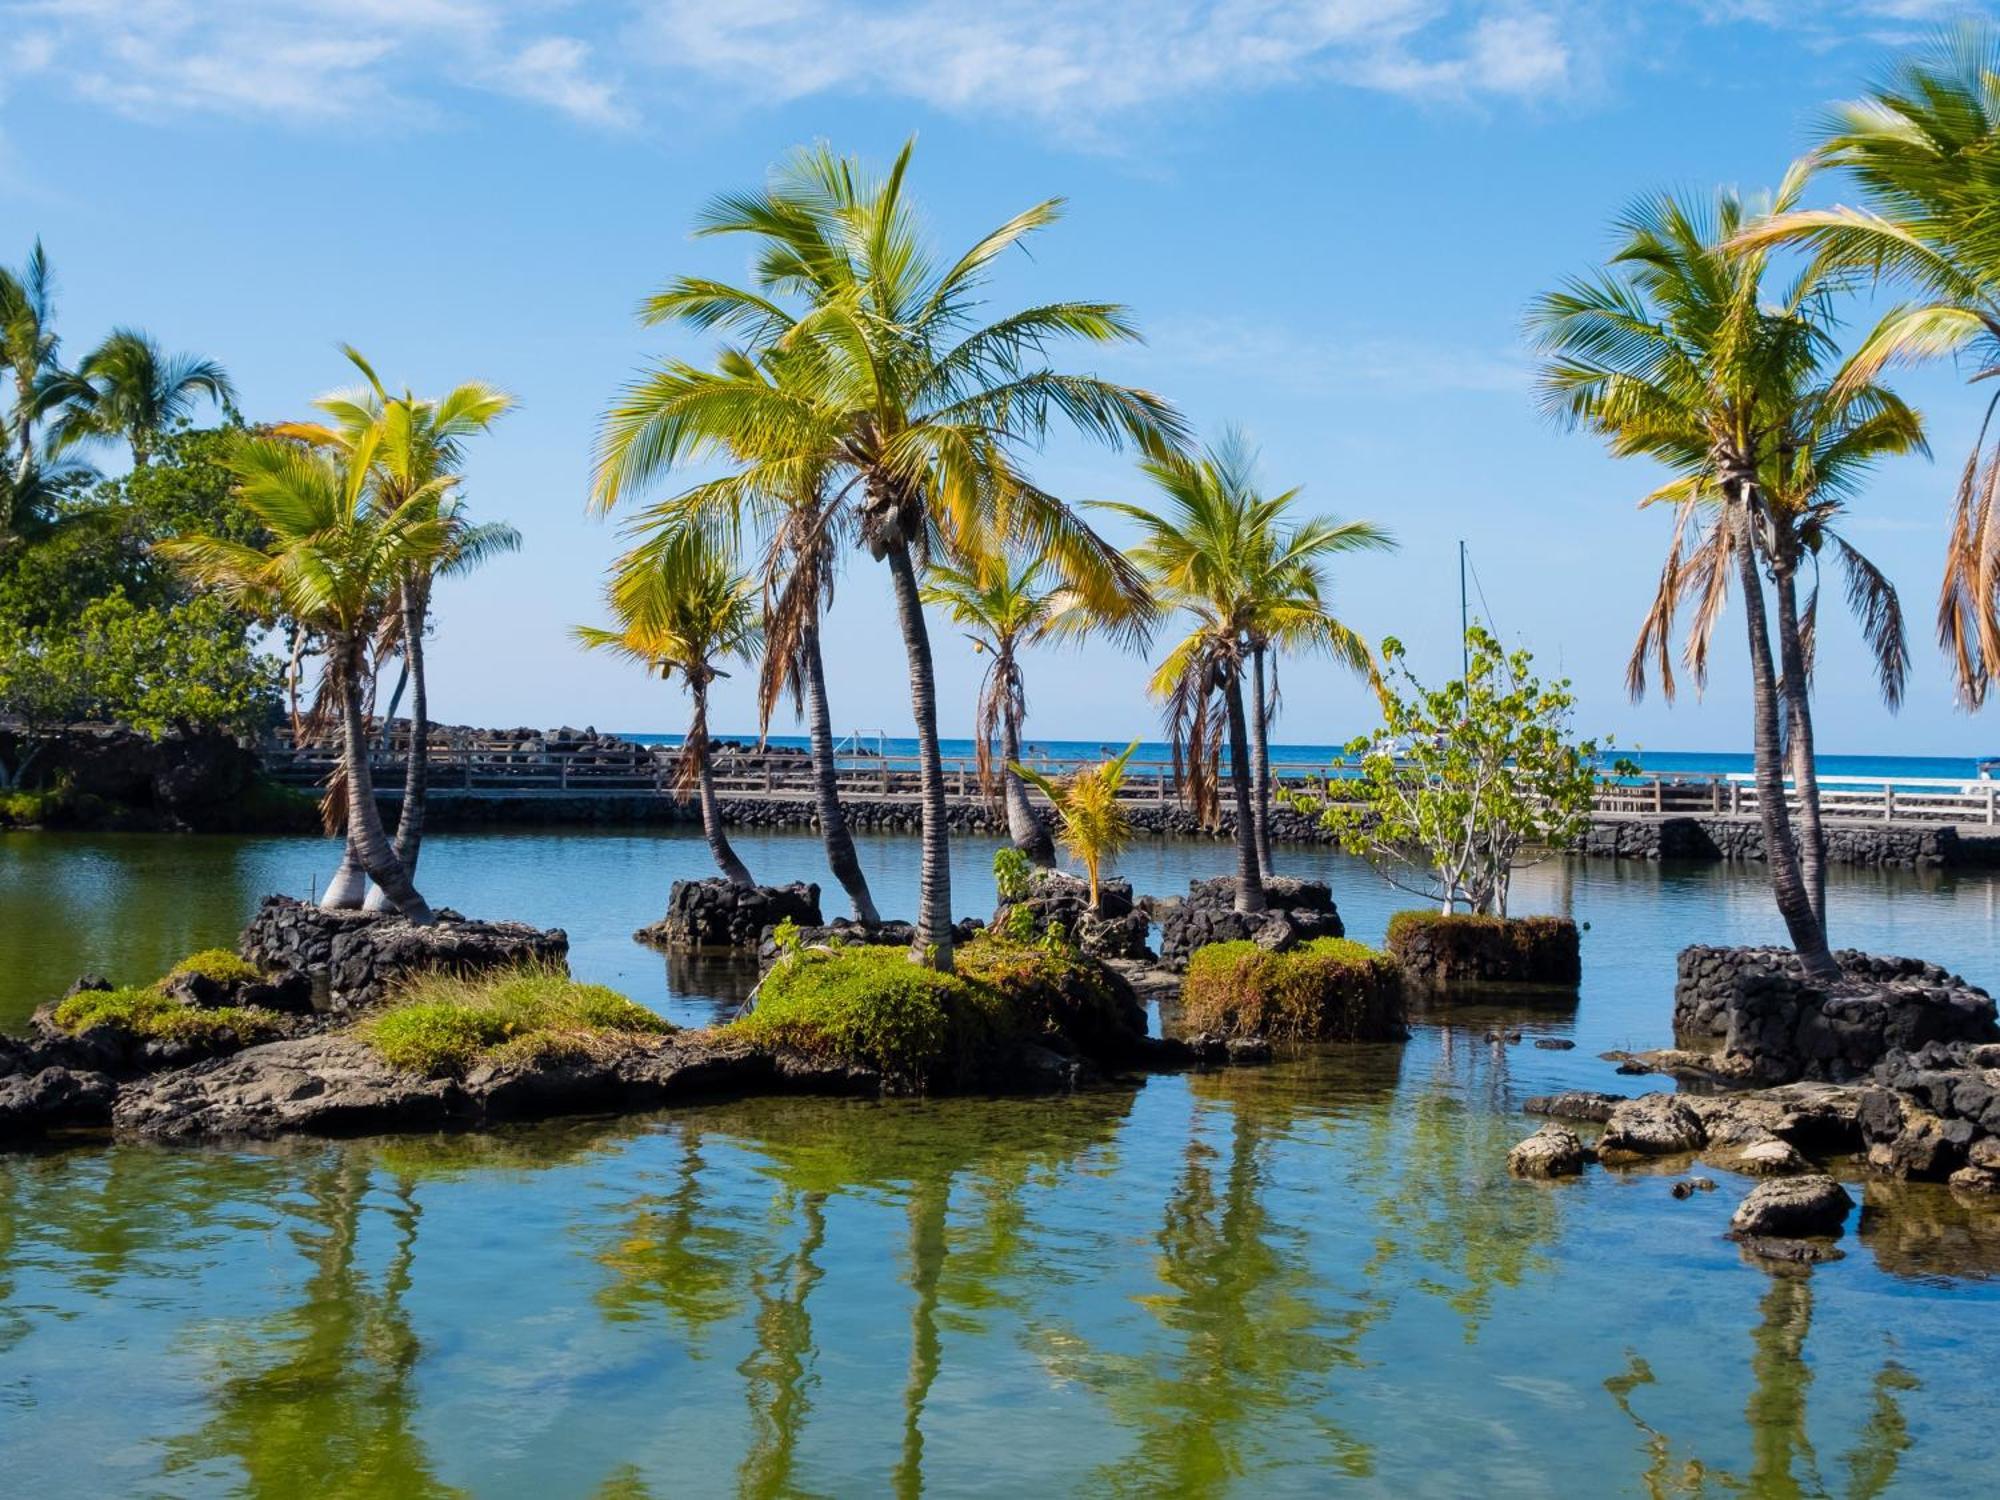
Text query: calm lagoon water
2 825 1999 1496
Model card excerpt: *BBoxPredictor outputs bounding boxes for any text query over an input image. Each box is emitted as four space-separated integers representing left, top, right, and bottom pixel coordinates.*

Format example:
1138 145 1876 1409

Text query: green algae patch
51 984 283 1044
359 963 675 1077
736 936 1139 1091
167 947 265 986
1180 937 1406 1042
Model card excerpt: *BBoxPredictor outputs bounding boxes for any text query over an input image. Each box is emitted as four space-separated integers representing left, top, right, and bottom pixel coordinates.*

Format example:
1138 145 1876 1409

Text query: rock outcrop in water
1386 912 1581 989
1154 876 1344 970
992 871 1154 961
241 896 569 1011
1671 946 1997 1085
636 879 823 952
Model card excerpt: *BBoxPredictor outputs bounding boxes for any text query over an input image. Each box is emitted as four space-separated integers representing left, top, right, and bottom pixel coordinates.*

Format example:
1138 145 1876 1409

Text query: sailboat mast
1458 539 1470 680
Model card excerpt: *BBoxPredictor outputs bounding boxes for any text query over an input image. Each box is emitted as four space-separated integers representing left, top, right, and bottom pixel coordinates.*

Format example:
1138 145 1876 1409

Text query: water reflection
1607 1269 1918 1499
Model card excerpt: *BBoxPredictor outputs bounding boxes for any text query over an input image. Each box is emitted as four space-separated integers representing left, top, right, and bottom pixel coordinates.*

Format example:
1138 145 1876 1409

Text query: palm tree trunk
884 540 955 971
320 840 367 909
1222 664 1267 916
999 694 1055 867
1731 497 1833 978
1248 642 1276 880
337 636 434 925
692 678 755 888
365 582 432 913
802 621 879 922
1771 563 1828 935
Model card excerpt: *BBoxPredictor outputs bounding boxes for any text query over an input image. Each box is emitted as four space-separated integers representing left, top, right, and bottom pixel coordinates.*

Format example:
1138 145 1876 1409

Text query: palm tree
1732 25 2000 709
1527 178 1916 978
0 240 62 477
160 433 444 923
921 553 1149 867
1097 435 1383 913
1014 741 1141 910
49 327 234 466
592 141 1179 970
276 348 518 908
576 529 762 889
605 347 881 924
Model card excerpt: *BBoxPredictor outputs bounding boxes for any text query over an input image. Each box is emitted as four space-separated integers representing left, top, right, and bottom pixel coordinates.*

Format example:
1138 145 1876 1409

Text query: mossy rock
1385 912 1581 988
1177 937 1406 1043
49 983 286 1048
357 963 675 1077
736 936 1145 1092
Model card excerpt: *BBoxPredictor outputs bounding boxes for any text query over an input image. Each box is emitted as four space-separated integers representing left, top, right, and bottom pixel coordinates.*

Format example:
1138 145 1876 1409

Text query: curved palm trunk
1771 565 1828 934
801 622 879 922
691 679 755 888
336 636 434 925
1248 643 1276 880
1222 665 1267 916
365 582 432 914
884 541 955 970
998 695 1055 868
1730 498 1833 978
320 841 368 909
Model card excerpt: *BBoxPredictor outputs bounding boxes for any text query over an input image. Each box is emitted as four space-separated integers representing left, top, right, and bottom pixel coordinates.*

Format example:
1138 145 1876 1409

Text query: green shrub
168 947 264 985
1180 937 1406 1042
51 984 281 1043
735 936 1135 1090
358 963 675 1076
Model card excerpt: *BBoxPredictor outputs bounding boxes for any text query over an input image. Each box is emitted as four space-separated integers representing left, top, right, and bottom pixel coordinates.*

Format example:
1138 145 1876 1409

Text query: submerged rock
1508 1122 1587 1179
1728 1174 1854 1240
1523 1090 1624 1124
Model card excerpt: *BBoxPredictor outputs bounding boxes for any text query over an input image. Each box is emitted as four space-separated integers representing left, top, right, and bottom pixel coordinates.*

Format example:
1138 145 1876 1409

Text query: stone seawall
414 791 1997 869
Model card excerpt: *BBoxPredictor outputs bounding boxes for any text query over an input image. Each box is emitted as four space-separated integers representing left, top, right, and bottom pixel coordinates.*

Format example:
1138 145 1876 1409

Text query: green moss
358 963 675 1076
51 984 282 1043
734 936 1127 1091
168 947 264 985
1180 937 1405 1042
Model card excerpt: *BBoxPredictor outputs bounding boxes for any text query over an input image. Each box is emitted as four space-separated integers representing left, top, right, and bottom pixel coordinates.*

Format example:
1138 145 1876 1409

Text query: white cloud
633 1 1582 125
1140 314 1530 397
0 0 629 126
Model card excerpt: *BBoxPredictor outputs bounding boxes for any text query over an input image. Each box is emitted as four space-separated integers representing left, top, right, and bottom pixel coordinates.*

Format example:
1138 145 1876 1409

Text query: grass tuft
733 935 1133 1090
358 962 675 1076
51 984 282 1044
168 947 265 985
1180 937 1406 1042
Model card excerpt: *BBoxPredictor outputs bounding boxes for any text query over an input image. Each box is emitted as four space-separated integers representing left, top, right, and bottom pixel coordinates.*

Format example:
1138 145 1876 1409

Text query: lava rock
638 879 824 953
1508 1123 1587 1179
0 1065 118 1138
1728 1174 1854 1239
992 871 1153 961
1597 1094 1706 1160
1523 1090 1624 1124
1156 876 1343 971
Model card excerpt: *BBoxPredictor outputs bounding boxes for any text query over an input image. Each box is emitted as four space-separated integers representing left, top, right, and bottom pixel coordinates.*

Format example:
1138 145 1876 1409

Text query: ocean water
629 732 1998 784
1 826 1997 1494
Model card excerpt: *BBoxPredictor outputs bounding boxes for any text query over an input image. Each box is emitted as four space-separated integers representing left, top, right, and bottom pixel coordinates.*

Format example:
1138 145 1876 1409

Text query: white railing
260 743 2000 827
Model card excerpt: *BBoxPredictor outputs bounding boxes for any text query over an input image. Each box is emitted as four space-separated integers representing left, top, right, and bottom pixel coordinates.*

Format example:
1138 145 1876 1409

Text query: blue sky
3 0 1997 756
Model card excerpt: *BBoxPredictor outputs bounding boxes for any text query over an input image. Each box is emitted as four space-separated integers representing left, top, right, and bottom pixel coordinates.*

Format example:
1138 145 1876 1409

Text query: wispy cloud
0 0 629 127
633 1 1584 127
0 0 1979 139
1137 315 1531 398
